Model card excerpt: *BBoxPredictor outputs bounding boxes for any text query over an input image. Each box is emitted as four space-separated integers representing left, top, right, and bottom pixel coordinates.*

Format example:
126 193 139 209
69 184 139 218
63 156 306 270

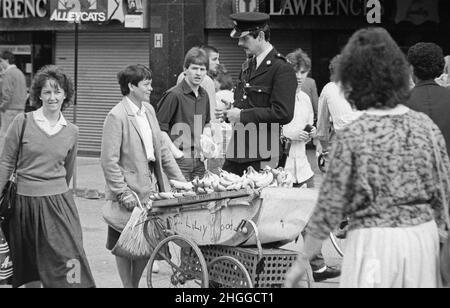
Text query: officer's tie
250 56 257 74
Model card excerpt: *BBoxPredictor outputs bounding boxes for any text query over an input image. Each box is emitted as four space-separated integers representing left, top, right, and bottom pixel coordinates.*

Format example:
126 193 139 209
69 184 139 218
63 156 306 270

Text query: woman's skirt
340 220 442 288
8 192 96 288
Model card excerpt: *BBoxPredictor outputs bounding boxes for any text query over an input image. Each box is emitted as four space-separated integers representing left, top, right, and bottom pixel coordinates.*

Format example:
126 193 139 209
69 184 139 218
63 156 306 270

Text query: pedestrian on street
285 27 450 288
216 12 297 175
283 49 316 188
0 65 96 288
406 43 450 156
176 45 220 122
157 47 212 181
282 48 341 283
101 64 186 288
0 50 27 154
316 55 361 155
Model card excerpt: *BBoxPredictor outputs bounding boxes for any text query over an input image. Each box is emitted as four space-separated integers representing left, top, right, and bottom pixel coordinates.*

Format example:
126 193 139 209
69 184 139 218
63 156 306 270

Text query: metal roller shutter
55 31 150 155
207 29 312 81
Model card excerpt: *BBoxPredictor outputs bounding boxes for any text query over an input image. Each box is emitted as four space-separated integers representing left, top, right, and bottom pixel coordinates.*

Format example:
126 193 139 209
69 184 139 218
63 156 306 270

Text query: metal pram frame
143 191 313 288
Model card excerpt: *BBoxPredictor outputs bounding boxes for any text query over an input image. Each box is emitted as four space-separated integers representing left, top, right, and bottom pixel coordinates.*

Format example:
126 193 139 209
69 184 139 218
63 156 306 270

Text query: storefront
0 0 153 155
205 0 450 92
2 0 448 155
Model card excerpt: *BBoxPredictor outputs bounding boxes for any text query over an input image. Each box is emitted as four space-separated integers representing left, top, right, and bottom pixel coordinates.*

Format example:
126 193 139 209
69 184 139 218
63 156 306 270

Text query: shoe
152 262 160 274
313 266 341 282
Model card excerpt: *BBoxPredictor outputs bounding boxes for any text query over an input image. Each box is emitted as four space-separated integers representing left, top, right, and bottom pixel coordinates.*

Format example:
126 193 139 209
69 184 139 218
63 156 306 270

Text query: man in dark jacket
216 12 297 175
407 42 450 155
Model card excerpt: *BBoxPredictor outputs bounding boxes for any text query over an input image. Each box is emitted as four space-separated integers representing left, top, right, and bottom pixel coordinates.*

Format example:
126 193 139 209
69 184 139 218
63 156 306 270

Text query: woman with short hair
101 64 186 288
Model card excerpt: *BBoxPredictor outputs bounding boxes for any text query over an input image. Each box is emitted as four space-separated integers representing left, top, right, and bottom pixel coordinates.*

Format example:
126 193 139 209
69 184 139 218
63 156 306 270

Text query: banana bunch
169 179 194 192
192 171 223 194
215 169 252 191
149 191 176 200
246 166 275 189
149 189 197 201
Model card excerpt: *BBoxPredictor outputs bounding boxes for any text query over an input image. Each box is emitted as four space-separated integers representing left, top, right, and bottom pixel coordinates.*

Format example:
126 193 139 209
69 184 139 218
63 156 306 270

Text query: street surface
2 150 341 288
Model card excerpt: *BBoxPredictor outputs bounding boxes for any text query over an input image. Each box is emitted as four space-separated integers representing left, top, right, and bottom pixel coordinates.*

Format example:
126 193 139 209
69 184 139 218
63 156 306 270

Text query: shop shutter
55 31 150 155
206 29 312 81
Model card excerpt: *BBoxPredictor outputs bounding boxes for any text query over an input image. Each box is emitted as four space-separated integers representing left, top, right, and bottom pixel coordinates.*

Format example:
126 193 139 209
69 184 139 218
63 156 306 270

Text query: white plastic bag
200 134 220 159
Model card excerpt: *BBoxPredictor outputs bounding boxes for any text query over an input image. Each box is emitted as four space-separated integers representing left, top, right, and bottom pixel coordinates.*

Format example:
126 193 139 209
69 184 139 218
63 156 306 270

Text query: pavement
2 150 342 288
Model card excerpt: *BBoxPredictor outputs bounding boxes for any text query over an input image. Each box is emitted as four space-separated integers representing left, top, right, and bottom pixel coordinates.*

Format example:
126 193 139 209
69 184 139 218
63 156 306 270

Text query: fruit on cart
166 166 296 199
149 192 177 200
170 179 194 191
182 191 197 197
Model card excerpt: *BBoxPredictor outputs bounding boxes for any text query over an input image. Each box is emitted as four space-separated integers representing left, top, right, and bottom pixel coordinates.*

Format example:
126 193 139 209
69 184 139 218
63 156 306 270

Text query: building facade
1 0 449 155
0 0 204 155
206 0 450 92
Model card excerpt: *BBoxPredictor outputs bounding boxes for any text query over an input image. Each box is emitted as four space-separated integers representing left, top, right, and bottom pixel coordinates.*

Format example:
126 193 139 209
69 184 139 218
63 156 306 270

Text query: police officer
216 12 297 175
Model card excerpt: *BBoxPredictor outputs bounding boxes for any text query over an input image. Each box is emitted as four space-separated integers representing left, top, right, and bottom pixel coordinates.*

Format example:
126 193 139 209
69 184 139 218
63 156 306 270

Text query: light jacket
101 99 185 203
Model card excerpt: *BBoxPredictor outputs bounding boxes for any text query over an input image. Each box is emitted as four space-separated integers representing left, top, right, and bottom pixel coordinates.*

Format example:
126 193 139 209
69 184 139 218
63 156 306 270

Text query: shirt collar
256 44 274 67
34 107 67 126
126 97 147 115
181 79 206 97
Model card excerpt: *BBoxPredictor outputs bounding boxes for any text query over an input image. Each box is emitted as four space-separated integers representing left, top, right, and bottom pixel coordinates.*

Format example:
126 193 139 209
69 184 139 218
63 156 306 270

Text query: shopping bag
102 201 132 232
112 192 155 260
0 226 13 283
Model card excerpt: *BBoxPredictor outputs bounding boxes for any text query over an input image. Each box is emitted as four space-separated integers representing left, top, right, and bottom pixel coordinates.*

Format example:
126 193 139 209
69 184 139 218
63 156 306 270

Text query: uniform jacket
227 48 297 163
406 80 450 155
101 99 185 203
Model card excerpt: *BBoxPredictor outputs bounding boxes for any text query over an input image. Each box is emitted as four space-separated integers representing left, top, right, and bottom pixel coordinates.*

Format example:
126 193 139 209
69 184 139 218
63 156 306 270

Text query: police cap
229 12 270 39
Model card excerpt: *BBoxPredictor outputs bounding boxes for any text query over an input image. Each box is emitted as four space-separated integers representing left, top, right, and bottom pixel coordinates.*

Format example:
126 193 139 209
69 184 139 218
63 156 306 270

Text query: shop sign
49 0 108 22
0 0 47 18
48 0 148 26
268 0 379 17
124 14 142 28
0 45 32 55
394 0 439 25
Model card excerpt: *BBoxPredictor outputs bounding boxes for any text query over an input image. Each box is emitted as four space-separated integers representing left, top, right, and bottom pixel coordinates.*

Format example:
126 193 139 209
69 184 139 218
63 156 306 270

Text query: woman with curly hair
286 28 449 288
407 43 450 155
0 65 95 288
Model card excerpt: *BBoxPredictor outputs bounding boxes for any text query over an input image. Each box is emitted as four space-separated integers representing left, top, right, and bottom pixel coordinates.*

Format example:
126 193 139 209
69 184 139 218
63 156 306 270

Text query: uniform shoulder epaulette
275 53 288 62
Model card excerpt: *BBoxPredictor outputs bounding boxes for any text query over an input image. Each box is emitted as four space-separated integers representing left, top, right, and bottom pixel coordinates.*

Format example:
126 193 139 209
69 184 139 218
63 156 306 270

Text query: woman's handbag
0 115 27 221
430 129 450 287
0 224 13 283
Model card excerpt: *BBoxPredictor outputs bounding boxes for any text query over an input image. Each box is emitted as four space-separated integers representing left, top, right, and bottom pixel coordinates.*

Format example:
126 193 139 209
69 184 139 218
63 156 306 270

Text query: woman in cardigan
0 65 95 288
